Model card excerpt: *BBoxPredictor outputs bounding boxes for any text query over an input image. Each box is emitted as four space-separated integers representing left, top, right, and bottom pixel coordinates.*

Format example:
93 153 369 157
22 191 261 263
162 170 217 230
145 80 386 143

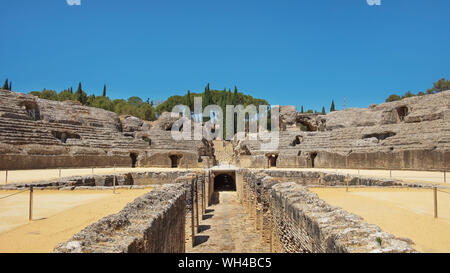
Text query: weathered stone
54 183 186 253
234 90 450 171
0 89 214 169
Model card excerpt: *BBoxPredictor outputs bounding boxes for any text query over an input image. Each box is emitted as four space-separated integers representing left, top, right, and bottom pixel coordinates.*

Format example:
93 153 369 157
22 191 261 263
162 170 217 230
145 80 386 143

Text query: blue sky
1 0 449 111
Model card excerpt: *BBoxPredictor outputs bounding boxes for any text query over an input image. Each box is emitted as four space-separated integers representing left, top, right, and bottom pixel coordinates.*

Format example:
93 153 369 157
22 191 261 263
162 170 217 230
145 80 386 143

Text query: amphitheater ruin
1 88 450 253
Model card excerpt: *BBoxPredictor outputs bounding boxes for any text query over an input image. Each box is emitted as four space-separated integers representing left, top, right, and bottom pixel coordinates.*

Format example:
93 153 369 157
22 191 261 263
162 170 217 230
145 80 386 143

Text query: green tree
232 86 240 105
402 91 415 98
90 96 114 111
74 82 88 104
433 78 450 92
8 81 12 91
330 100 335 112
2 79 8 90
58 90 74 101
40 89 58 100
127 96 143 107
186 90 192 117
186 90 192 108
138 103 155 121
30 91 42 97
102 84 106 97
321 106 326 115
301 105 304 113
86 94 96 106
203 83 212 107
385 94 401 102
113 99 127 114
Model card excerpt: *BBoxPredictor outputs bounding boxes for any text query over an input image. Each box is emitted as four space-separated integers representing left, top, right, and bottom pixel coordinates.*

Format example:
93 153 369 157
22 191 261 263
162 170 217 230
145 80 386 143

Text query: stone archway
130 153 138 168
266 154 278 168
310 152 317 168
210 170 236 204
214 173 236 191
169 154 182 168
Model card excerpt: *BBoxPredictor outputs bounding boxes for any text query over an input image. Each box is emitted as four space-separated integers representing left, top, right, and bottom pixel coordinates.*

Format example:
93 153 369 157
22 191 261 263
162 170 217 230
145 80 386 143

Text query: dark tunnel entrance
130 153 137 168
214 173 236 192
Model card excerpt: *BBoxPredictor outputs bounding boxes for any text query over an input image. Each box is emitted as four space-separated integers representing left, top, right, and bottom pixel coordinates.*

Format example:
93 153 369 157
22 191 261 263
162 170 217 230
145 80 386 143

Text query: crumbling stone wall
0 170 206 190
269 182 415 253
234 90 450 171
0 89 214 170
54 183 187 253
238 170 416 253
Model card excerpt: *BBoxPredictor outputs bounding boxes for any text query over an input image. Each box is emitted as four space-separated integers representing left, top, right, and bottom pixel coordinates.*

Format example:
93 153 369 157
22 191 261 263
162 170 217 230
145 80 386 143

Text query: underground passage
213 173 236 191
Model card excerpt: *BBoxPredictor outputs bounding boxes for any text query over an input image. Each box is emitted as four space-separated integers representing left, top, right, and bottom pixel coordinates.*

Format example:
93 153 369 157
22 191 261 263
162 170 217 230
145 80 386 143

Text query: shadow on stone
198 224 211 233
194 235 209 246
203 214 213 220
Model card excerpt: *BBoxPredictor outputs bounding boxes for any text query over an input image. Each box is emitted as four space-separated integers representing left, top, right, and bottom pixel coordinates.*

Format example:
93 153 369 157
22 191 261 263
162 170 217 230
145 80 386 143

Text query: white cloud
66 0 81 6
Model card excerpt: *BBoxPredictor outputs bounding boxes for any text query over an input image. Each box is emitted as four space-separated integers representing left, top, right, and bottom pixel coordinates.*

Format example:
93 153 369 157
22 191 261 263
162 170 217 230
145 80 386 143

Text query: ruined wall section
238 170 416 253
0 90 214 169
0 170 205 190
234 91 450 171
269 182 415 253
54 183 186 253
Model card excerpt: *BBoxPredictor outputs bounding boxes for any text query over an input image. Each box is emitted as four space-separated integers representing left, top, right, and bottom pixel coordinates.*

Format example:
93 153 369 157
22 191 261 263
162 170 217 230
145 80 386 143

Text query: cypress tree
102 84 106 97
2 78 8 90
232 86 239 105
301 105 304 113
204 83 211 107
75 82 87 104
9 81 12 91
186 90 191 109
330 100 336 112
321 106 326 115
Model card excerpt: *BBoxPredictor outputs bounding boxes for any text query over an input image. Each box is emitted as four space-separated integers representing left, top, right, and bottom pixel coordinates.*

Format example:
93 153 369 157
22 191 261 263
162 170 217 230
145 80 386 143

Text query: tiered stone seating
0 89 213 169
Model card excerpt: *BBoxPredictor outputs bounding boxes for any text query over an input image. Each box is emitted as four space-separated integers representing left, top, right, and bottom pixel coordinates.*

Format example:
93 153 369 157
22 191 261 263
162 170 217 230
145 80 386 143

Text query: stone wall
0 89 214 170
54 183 187 253
234 90 450 171
238 168 432 189
0 170 206 190
238 170 416 253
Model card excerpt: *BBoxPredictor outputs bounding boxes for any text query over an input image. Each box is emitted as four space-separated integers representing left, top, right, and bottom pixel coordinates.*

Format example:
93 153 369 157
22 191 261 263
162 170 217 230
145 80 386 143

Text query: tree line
3 77 339 128
156 84 269 138
299 100 336 115
27 82 156 121
385 78 450 102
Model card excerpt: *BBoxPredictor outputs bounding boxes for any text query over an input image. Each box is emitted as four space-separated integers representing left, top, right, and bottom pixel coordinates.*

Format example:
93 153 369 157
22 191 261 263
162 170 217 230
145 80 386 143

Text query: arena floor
0 188 151 253
310 187 450 252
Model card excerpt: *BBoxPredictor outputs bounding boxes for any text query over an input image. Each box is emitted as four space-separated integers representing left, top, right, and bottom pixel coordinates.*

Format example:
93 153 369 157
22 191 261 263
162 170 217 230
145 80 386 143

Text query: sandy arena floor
0 188 151 253
310 187 450 253
0 167 199 185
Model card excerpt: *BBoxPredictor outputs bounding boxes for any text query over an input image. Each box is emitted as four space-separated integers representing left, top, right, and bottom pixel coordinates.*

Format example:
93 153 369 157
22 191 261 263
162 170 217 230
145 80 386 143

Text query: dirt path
186 191 269 253
0 188 151 253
